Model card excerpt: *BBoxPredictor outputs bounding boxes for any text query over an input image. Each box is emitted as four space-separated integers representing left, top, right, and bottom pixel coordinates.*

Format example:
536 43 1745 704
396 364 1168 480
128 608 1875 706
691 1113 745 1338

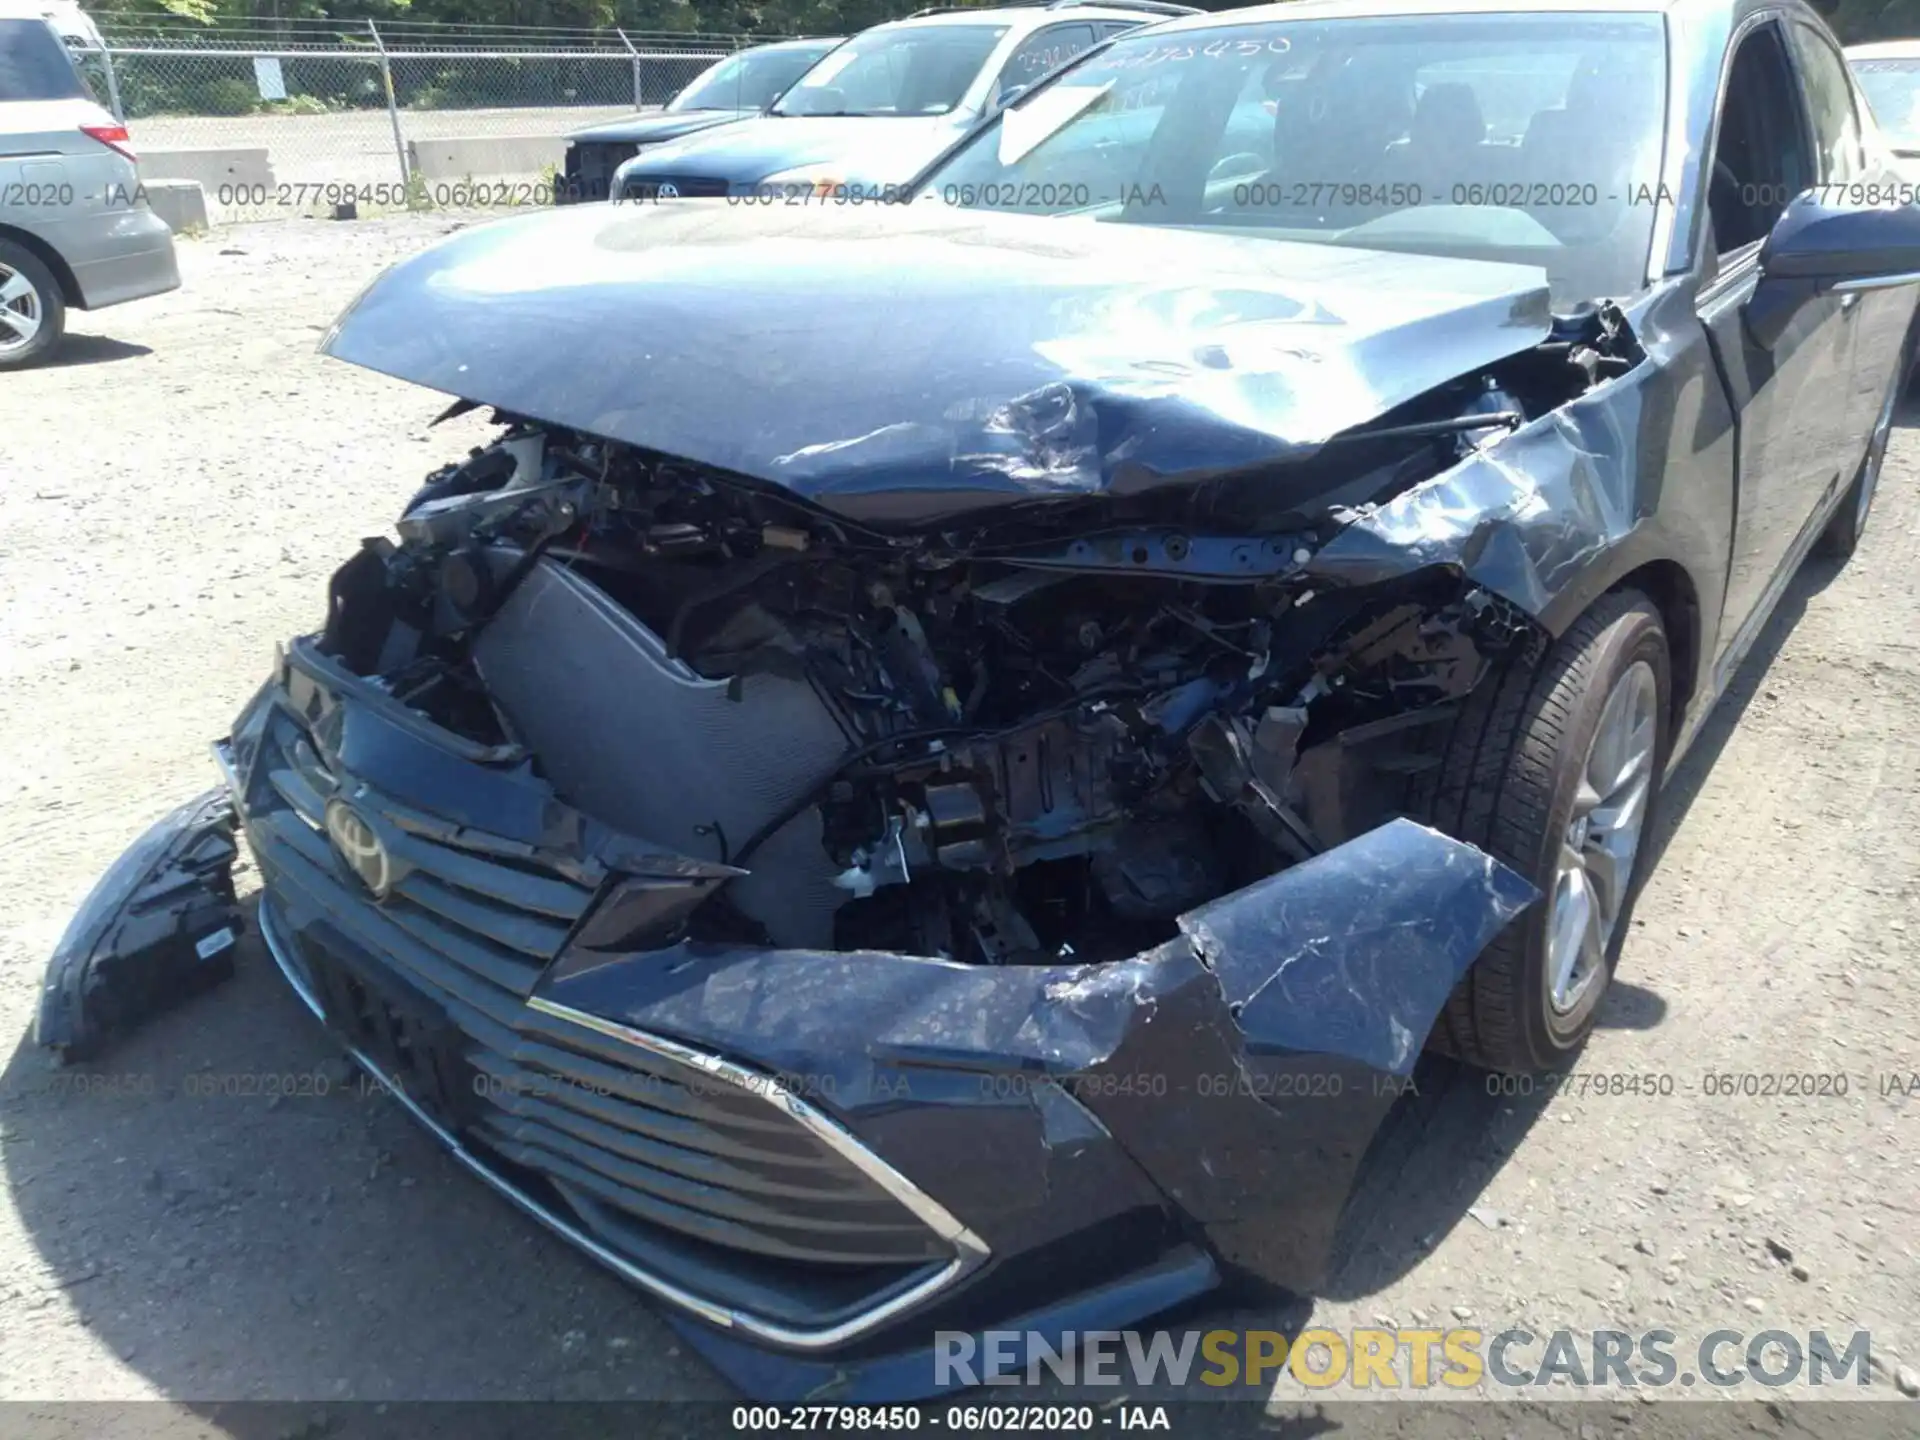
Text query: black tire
1409 589 1671 1073
0 239 65 370
1817 362 1897 561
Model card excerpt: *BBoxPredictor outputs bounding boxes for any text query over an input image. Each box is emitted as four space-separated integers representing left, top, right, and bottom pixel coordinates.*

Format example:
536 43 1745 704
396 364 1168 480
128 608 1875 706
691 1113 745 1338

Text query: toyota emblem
325 798 392 900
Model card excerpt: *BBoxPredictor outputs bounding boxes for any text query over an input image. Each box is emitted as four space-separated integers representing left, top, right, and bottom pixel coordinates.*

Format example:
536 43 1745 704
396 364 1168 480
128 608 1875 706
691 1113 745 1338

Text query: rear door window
1789 22 1864 182
0 19 87 102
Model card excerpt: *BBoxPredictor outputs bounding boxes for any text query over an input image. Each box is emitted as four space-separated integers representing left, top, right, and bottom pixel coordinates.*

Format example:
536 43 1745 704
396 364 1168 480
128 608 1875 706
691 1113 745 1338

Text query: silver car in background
0 13 178 369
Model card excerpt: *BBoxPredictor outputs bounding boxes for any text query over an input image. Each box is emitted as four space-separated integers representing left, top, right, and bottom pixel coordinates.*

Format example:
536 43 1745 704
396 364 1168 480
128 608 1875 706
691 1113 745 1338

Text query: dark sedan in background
40 0 1920 1406
556 37 841 204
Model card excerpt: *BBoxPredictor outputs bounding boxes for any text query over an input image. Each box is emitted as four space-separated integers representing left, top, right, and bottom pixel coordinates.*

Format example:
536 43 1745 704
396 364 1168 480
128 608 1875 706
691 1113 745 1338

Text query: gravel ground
0 215 1917 1432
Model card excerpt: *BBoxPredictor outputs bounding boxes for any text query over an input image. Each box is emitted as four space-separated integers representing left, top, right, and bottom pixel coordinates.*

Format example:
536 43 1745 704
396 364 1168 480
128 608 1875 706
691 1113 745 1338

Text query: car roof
746 35 845 50
0 0 102 44
1133 0 1767 32
877 2 1193 31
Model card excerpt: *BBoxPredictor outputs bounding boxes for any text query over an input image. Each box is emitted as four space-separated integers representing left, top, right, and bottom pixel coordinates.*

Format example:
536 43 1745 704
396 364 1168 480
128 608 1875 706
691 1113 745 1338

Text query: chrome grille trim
257 897 993 1348
229 713 989 1328
526 995 992 1260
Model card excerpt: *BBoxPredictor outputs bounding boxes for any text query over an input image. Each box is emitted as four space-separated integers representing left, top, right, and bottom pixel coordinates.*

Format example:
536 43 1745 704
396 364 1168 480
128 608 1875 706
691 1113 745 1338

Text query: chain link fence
74 19 780 224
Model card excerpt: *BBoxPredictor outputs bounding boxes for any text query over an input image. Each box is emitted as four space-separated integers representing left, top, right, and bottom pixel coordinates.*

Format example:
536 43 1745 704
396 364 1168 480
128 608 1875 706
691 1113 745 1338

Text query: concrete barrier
138 147 274 193
140 178 208 234
407 135 566 182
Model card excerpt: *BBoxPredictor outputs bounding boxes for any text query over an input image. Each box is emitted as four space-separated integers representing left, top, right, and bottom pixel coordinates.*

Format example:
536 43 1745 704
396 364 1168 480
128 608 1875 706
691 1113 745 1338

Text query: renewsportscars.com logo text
935 1327 1873 1392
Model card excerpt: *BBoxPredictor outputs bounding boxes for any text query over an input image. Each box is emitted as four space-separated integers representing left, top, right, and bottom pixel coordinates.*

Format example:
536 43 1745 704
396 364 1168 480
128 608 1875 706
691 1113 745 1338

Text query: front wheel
1411 589 1671 1073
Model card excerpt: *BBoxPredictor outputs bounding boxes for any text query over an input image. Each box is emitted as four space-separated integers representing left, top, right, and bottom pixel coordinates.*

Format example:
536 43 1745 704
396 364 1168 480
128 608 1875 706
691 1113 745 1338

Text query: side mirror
996 81 1032 111
1760 188 1920 281
1749 190 1920 347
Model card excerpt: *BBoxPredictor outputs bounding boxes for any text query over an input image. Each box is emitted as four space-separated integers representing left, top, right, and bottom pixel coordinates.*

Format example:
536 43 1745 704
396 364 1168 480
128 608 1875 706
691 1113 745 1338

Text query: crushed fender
542 816 1535 1297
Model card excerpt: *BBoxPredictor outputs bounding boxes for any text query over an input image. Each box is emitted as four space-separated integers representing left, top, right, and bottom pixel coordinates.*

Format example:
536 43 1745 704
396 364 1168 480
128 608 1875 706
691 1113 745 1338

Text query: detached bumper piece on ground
35 789 242 1062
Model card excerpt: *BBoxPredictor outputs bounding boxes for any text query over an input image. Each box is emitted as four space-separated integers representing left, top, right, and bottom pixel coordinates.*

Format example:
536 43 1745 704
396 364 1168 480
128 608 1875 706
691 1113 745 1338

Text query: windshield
774 23 1009 117
924 14 1668 305
668 43 835 113
1852 57 1920 151
0 17 87 100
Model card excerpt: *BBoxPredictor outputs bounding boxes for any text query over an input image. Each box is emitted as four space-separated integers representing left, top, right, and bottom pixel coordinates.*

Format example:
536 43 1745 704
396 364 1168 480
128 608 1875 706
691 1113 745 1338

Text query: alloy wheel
0 262 44 358
1546 659 1657 1017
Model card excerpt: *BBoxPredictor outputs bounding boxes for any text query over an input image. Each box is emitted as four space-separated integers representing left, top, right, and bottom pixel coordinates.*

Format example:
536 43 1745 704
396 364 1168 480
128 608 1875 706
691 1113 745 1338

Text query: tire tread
1409 589 1656 1070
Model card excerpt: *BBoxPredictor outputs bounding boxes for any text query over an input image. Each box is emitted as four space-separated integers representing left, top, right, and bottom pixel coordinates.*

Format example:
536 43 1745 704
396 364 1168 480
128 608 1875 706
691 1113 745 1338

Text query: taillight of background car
80 123 135 161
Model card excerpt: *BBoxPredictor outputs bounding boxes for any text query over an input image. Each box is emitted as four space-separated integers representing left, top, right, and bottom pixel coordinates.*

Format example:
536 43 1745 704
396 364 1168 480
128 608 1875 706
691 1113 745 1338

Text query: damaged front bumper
36 788 244 1062
45 638 1534 1399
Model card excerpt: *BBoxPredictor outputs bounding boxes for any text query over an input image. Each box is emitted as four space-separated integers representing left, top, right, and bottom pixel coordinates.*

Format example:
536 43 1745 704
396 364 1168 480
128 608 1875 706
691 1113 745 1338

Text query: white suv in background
607 0 1200 203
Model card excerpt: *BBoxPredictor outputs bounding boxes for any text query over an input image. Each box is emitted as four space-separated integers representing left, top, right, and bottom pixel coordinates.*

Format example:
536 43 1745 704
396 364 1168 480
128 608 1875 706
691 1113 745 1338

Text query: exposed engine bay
317 322 1637 965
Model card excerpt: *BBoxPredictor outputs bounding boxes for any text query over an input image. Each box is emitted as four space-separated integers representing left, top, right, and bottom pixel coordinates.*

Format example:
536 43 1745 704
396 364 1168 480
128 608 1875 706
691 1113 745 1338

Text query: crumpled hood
612 113 975 187
566 108 749 145
320 203 1554 522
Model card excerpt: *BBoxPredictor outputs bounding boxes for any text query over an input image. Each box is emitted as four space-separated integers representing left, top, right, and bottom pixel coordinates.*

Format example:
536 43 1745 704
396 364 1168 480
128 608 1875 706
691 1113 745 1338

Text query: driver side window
1707 23 1813 257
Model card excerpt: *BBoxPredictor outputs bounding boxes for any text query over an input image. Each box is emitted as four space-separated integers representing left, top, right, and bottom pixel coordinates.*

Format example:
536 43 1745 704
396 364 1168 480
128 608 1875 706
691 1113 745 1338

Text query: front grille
261 729 580 997
558 141 640 204
619 174 730 200
243 705 952 1286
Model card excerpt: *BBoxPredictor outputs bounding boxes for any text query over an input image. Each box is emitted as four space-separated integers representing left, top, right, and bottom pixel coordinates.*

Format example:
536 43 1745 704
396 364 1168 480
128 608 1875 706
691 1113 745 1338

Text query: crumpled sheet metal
1179 816 1538 1074
1305 377 1642 621
541 816 1537 1291
549 818 1532 1093
317 204 1554 520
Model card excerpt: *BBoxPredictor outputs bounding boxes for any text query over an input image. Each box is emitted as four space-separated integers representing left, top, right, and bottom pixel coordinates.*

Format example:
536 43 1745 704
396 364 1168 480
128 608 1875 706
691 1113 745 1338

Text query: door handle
1840 291 1862 312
